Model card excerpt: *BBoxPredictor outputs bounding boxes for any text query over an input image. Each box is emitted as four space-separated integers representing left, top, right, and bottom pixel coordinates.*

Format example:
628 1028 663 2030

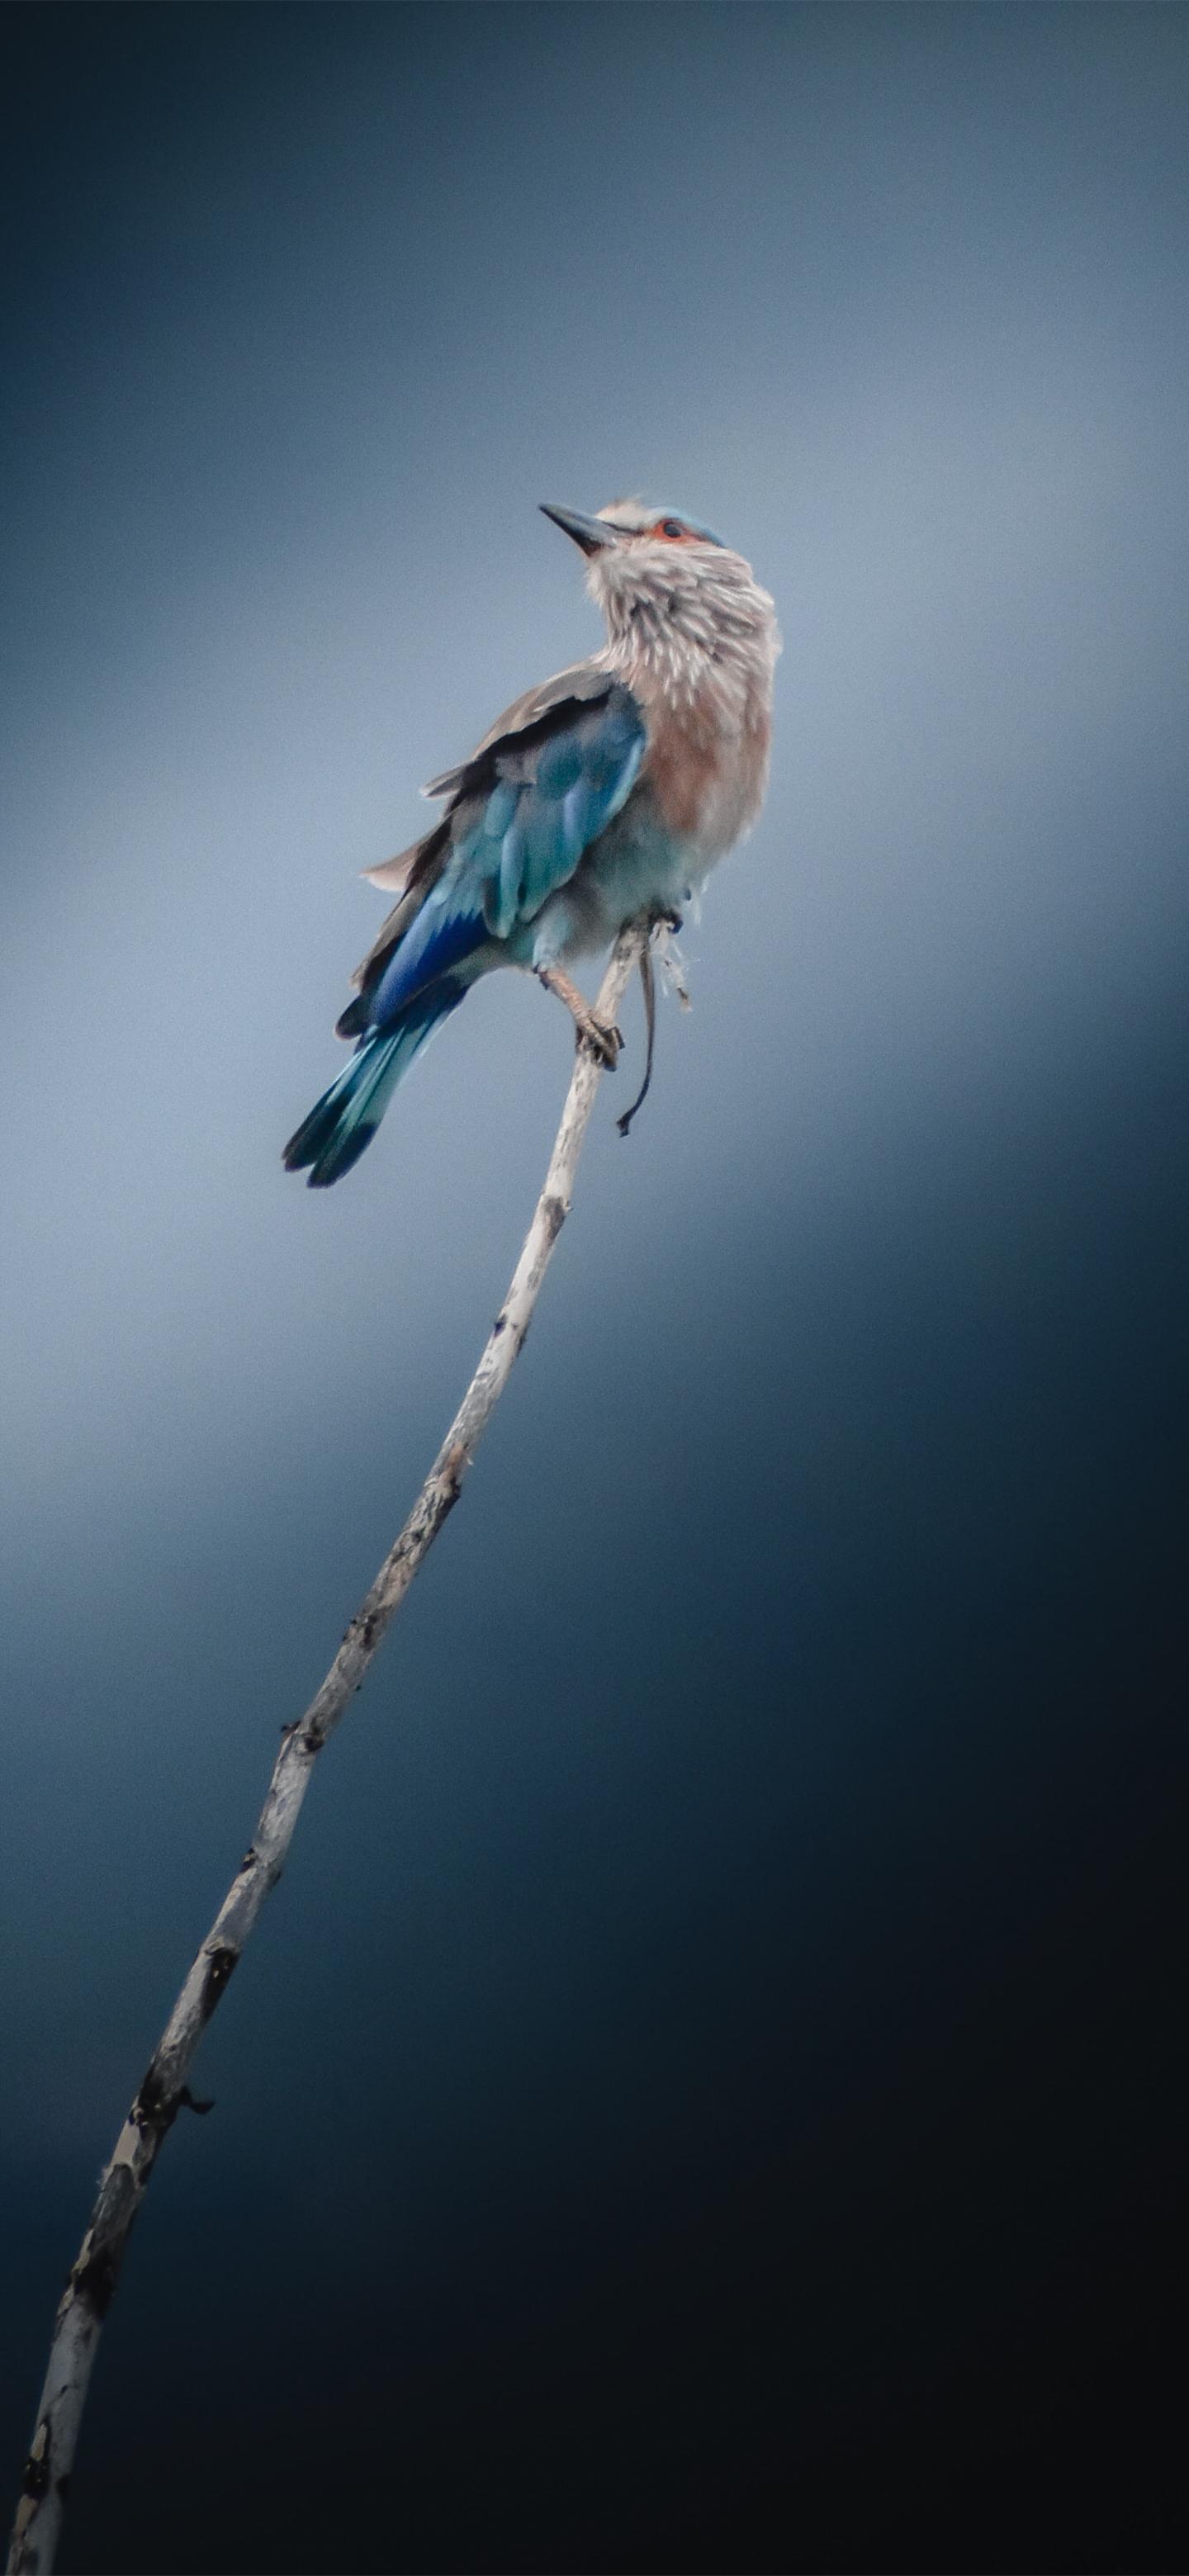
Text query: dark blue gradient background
2 6 1187 2569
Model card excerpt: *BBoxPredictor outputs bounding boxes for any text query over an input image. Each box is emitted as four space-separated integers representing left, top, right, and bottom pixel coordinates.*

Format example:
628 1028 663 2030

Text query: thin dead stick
7 921 647 2576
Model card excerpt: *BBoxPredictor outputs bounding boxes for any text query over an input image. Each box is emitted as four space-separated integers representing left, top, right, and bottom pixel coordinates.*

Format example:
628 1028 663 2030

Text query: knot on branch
282 1713 324 1757
341 1608 379 1653
133 2068 216 2145
133 2064 176 2139
71 2164 137 2320
19 2425 50 2505
198 1944 239 2024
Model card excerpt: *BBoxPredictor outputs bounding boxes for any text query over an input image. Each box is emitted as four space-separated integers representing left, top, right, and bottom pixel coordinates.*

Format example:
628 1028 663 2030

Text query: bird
283 499 780 1185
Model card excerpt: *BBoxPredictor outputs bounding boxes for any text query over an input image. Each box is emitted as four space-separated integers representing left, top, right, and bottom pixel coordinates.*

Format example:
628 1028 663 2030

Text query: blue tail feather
283 985 463 1186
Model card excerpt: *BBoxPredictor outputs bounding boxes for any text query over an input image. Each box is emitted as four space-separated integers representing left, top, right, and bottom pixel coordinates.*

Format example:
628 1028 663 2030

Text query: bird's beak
539 502 617 555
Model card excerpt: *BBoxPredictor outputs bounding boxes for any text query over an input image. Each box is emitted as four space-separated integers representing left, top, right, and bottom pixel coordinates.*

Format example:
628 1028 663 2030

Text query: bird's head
540 498 727 557
539 497 774 669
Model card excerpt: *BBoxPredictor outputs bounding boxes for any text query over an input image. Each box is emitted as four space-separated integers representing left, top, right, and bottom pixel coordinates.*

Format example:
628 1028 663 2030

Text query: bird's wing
337 820 452 1033
339 680 646 1037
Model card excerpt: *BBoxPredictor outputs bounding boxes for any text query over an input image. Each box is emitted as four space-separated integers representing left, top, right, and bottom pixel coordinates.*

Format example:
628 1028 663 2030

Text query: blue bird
284 500 779 1184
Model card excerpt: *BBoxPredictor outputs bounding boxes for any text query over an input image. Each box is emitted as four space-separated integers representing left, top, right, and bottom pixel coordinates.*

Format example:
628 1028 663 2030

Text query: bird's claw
576 1014 623 1070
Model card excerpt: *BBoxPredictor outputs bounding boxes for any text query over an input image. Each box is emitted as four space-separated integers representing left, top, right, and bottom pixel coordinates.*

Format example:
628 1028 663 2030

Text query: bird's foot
536 964 623 1069
576 1011 623 1070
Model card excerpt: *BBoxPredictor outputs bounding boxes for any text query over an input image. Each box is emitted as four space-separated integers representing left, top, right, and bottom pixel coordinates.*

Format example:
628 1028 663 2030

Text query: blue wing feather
364 682 645 1030
368 882 486 1025
490 813 524 939
483 779 518 839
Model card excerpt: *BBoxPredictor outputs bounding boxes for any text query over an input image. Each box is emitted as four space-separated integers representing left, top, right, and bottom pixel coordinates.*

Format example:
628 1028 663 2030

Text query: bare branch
7 921 647 2576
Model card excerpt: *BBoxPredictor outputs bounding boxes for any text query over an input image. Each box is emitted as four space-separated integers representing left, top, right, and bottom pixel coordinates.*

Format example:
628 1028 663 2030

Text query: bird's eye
659 517 685 539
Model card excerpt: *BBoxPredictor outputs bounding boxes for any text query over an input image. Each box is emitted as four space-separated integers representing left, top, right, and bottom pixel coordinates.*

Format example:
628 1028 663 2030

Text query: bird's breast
641 703 771 859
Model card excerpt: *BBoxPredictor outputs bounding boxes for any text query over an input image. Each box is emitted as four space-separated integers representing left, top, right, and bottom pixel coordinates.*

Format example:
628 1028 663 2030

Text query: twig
616 940 656 1137
7 921 647 2576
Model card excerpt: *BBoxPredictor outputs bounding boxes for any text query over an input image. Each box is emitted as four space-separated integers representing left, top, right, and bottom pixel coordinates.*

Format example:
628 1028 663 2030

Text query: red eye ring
657 517 685 540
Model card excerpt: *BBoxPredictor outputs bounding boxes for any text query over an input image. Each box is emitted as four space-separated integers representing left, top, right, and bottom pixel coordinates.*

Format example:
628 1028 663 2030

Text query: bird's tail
282 984 464 1186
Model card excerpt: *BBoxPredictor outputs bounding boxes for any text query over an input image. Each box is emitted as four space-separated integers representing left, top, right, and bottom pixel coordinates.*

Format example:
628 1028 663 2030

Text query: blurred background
2 5 1187 2569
